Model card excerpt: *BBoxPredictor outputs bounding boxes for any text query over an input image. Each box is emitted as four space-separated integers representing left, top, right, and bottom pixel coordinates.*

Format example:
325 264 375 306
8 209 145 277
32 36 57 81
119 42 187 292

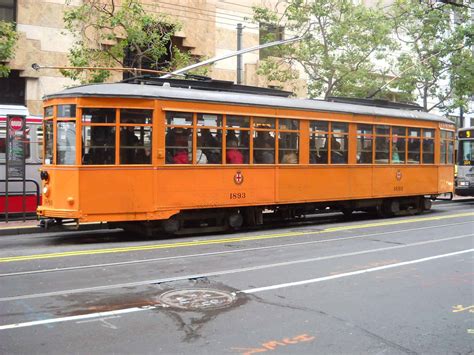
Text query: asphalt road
0 200 473 354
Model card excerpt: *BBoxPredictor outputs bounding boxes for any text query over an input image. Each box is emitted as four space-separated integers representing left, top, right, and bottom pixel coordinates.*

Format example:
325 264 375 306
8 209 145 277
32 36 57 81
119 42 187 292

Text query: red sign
8 116 25 131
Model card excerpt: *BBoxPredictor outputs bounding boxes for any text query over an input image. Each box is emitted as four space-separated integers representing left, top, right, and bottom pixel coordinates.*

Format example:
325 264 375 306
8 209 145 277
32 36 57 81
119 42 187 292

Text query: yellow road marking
1 212 473 264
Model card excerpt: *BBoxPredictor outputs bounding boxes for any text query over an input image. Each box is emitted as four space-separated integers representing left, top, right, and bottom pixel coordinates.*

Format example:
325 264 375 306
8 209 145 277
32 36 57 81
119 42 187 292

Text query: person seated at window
331 139 345 164
226 139 243 164
255 142 274 164
172 129 190 164
201 129 221 163
392 143 400 163
121 123 139 164
281 151 298 164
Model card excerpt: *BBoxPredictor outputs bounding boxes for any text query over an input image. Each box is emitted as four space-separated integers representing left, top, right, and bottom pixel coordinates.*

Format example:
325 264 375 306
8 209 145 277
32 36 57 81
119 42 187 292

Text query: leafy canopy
253 0 395 100
63 0 204 83
0 21 18 78
390 0 473 112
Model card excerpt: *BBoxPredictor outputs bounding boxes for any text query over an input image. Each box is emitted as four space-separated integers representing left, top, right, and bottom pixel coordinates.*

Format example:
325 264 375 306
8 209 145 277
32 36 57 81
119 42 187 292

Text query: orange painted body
37 96 455 223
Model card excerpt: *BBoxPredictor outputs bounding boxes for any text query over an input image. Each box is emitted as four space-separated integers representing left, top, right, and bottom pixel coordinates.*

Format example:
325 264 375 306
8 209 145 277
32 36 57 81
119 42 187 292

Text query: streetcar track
0 233 472 303
0 211 473 264
0 221 472 278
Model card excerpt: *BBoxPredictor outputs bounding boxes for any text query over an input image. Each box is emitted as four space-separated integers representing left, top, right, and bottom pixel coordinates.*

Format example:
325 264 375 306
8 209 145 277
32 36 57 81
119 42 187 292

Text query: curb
0 223 109 236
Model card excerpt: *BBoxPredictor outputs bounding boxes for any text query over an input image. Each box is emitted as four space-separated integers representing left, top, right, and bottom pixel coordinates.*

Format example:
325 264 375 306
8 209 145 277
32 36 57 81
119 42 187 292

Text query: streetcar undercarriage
40 195 433 236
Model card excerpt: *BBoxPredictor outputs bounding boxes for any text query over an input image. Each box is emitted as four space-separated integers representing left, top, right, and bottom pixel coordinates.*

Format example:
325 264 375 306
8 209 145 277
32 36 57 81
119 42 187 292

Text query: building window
0 0 15 22
0 70 25 105
259 23 284 60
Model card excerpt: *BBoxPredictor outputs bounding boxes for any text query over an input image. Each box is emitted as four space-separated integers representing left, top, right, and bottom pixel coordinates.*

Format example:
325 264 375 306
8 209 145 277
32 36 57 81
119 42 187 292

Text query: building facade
1 0 307 115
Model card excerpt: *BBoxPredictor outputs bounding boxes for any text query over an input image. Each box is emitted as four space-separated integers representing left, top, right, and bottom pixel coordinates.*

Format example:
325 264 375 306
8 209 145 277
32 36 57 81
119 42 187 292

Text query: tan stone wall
10 0 308 115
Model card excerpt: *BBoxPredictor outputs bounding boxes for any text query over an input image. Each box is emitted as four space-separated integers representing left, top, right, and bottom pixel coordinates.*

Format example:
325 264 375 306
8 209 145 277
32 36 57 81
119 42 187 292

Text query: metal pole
5 133 9 223
237 23 243 84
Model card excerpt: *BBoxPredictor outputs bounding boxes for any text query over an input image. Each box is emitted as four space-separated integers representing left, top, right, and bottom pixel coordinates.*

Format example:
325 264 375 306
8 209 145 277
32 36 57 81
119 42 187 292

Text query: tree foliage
254 0 473 112
0 21 18 78
390 0 473 112
63 0 204 83
253 0 395 100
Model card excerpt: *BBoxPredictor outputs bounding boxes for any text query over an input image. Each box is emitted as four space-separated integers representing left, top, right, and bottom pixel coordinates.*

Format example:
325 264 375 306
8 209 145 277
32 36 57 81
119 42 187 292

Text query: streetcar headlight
43 185 50 197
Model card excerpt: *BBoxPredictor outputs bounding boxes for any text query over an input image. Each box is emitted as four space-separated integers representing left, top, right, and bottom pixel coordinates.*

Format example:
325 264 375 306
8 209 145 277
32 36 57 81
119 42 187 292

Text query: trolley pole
236 23 243 85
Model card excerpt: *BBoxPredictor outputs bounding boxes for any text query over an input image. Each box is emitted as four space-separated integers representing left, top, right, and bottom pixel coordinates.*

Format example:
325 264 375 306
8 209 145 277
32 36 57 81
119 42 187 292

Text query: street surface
0 199 473 354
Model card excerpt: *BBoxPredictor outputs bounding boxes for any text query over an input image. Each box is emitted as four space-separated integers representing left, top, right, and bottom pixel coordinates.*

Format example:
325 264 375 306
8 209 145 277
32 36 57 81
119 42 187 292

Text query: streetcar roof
45 83 451 123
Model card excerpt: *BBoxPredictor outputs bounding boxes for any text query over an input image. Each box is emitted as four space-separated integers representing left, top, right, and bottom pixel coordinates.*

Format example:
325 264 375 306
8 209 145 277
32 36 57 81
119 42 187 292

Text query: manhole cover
158 288 236 310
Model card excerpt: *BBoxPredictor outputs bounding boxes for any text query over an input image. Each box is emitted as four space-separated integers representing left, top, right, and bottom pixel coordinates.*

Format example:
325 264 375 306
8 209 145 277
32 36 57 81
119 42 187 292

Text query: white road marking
0 233 472 303
0 248 472 331
241 249 474 294
1 221 471 278
0 306 154 330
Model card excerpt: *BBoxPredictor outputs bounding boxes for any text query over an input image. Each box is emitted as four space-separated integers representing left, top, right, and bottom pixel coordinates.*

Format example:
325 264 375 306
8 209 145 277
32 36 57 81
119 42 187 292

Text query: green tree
63 0 203 83
0 21 18 77
390 0 474 112
253 0 396 99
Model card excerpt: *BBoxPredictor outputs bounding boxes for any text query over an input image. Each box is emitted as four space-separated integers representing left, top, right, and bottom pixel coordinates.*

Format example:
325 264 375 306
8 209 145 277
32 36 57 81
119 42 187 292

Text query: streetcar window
225 129 249 164
197 113 222 127
392 127 406 164
82 108 116 124
165 127 192 164
44 120 53 165
227 115 250 128
447 140 454 164
331 122 348 164
225 116 249 164
198 128 222 164
310 121 328 164
254 123 275 164
57 121 76 165
407 140 421 163
254 117 275 129
422 129 435 164
166 111 193 125
36 125 44 161
440 130 454 164
82 126 115 165
375 125 390 164
311 121 329 132
120 126 152 164
279 119 299 164
279 132 299 164
57 104 76 118
120 109 153 164
120 109 152 124
44 106 53 117
357 124 373 164
279 119 299 131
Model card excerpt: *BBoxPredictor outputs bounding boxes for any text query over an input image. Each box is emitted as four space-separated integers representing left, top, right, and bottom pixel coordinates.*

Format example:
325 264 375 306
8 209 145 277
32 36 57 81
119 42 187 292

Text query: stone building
1 0 307 116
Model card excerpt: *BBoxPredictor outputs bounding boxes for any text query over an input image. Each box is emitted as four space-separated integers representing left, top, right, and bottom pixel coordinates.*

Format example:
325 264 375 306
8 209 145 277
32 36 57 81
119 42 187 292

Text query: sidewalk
0 218 107 236
0 219 43 236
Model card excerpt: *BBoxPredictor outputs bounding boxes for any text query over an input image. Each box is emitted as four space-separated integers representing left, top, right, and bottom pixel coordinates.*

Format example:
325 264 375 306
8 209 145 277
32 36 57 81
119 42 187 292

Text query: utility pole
236 23 243 84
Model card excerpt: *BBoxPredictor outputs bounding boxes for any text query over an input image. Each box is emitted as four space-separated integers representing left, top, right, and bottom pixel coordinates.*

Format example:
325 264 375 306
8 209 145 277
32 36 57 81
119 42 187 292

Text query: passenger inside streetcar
226 138 243 164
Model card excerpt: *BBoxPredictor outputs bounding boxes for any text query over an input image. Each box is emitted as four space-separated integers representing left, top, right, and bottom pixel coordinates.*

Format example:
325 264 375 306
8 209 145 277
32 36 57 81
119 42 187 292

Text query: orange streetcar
37 79 455 234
